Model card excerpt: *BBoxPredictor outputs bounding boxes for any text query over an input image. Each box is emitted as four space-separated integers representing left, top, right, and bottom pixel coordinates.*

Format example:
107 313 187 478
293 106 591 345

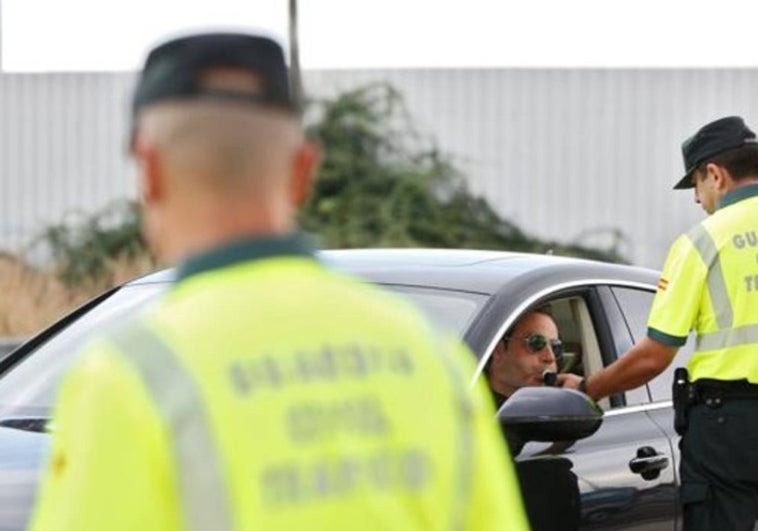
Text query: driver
486 307 563 408
486 307 580 531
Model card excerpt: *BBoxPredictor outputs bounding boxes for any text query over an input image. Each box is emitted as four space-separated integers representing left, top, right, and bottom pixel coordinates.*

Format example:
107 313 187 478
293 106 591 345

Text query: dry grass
0 252 158 338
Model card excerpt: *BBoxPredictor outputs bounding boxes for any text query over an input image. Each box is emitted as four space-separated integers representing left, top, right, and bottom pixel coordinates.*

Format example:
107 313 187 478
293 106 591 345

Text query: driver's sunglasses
504 333 563 358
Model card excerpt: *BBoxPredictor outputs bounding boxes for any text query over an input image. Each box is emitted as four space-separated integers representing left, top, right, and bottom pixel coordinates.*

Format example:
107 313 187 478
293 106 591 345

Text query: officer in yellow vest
28 32 528 531
559 116 758 530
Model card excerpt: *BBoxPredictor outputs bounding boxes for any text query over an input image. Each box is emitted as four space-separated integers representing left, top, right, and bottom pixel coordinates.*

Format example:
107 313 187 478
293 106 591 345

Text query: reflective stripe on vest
110 323 234 531
687 224 734 330
696 323 758 351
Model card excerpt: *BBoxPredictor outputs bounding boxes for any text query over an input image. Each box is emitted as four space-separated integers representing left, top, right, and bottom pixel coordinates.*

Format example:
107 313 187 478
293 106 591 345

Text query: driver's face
490 312 559 397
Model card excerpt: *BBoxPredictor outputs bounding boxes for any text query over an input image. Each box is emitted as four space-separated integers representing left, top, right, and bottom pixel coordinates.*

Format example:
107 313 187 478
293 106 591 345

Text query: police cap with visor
674 115 758 190
130 32 298 139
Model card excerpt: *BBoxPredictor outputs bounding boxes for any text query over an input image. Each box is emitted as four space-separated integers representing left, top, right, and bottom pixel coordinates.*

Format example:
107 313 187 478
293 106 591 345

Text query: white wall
306 69 758 267
0 72 136 252
2 68 758 267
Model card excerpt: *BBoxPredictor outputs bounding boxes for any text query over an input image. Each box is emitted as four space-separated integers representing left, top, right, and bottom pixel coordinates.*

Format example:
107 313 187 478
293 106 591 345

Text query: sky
3 0 758 72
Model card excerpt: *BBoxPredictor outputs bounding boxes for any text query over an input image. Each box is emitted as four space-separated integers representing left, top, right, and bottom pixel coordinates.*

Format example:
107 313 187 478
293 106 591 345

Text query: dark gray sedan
0 249 690 530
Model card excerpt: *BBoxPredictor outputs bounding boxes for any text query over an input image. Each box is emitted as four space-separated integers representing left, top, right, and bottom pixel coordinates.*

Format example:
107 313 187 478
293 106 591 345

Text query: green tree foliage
32 200 149 287
300 83 627 262
36 83 626 286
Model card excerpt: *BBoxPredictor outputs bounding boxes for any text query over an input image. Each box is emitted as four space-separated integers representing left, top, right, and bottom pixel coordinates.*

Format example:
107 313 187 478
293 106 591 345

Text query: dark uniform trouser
680 400 758 531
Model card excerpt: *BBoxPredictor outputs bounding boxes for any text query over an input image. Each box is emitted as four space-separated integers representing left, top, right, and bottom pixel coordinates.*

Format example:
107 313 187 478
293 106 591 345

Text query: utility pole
288 0 303 113
0 0 4 72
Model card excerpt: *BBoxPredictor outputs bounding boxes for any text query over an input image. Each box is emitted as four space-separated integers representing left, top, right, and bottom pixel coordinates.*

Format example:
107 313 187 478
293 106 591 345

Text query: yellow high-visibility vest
648 184 758 382
30 234 528 531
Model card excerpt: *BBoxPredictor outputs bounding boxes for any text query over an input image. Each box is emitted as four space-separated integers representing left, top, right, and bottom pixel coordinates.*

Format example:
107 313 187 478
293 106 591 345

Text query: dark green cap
674 116 758 189
131 32 297 120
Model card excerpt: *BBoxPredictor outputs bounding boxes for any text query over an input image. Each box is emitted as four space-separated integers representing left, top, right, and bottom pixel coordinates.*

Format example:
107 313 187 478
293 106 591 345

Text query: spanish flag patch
657 277 669 291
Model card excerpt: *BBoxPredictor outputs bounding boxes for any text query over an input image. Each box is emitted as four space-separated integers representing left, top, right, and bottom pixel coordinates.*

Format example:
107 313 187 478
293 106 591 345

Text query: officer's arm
558 234 700 400
579 337 678 401
29 344 179 531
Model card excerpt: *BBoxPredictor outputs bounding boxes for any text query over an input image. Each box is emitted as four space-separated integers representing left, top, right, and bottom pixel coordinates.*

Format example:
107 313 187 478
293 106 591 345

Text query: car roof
127 248 659 294
321 248 659 293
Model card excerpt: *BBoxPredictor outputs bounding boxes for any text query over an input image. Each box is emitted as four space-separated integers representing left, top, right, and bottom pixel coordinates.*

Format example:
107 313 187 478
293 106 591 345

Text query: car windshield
0 284 167 419
0 281 486 419
383 285 485 337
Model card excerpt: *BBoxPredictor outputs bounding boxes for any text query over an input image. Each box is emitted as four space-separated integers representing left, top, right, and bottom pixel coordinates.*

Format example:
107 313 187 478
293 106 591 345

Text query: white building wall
0 72 136 251
2 69 758 268
306 69 758 267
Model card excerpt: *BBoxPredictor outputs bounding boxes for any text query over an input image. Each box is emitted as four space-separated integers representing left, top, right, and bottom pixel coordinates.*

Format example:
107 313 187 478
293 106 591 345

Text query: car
0 248 692 530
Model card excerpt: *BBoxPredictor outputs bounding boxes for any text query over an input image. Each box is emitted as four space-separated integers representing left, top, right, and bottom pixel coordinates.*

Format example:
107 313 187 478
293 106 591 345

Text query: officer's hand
556 373 584 390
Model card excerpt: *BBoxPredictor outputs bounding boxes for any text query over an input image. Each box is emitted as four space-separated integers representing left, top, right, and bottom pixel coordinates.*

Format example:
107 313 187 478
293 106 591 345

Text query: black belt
692 378 758 403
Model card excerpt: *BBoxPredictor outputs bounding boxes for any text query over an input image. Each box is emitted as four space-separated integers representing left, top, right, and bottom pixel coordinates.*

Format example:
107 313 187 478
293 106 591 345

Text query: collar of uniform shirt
717 182 758 211
175 232 317 282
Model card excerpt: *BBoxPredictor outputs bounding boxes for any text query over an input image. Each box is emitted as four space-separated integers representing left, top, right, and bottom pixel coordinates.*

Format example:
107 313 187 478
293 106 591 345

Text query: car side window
559 294 641 410
484 288 659 413
501 296 614 410
482 297 592 406
611 287 695 403
610 287 652 342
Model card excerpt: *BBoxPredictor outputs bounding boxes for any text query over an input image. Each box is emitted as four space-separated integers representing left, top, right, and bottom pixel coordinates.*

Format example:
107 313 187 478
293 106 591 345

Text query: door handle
628 446 669 480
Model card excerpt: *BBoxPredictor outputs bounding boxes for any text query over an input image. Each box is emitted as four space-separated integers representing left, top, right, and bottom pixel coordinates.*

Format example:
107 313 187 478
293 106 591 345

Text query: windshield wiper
0 417 49 433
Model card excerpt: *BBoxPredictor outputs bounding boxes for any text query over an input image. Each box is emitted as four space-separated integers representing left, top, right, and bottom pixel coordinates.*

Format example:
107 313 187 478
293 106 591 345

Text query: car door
610 286 697 531
513 285 677 530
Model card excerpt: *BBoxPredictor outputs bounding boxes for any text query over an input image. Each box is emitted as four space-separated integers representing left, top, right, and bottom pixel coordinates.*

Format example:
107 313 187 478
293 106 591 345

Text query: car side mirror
496 386 603 456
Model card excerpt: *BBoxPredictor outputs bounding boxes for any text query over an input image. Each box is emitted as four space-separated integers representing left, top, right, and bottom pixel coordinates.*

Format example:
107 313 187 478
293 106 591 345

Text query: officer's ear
290 138 321 207
703 162 731 191
132 135 164 206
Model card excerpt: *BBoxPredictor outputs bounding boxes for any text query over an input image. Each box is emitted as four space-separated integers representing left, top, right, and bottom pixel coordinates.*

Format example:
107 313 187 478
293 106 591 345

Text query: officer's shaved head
128 33 319 265
134 69 304 197
131 69 318 264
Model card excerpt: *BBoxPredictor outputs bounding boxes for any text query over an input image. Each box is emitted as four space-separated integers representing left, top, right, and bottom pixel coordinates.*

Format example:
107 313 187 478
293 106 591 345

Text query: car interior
544 296 612 410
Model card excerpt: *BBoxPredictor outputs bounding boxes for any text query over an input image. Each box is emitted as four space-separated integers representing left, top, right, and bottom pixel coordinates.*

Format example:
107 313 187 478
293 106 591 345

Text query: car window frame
475 281 655 410
0 286 121 376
